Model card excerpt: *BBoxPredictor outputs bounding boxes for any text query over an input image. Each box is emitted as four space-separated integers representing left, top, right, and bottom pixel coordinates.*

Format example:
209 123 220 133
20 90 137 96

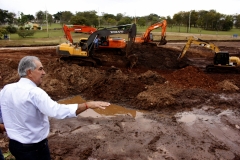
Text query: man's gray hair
18 56 40 77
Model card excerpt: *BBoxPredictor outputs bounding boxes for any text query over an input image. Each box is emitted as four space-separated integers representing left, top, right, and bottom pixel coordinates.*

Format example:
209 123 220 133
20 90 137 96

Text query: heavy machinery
63 24 97 44
62 24 132 49
177 36 240 72
56 23 137 66
135 20 167 45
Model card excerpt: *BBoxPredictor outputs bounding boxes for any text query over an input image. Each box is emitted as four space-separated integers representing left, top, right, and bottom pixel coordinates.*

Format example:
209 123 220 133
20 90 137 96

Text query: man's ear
26 69 32 77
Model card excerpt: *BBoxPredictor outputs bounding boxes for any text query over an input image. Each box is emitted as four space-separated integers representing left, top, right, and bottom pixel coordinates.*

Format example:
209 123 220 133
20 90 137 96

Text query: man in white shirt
0 72 6 160
0 109 5 160
0 56 110 160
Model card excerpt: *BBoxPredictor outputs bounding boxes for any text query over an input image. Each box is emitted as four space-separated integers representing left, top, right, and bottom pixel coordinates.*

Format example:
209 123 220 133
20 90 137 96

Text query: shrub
19 26 24 30
17 30 35 38
0 28 9 39
5 26 18 34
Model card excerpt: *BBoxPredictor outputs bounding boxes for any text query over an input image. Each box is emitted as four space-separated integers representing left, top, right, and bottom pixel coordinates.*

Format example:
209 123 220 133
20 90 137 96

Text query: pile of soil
0 42 240 160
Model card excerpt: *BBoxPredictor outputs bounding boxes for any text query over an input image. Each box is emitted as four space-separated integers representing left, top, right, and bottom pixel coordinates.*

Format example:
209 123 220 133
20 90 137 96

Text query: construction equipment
63 24 97 43
56 23 137 66
177 36 240 72
135 20 167 45
62 24 134 49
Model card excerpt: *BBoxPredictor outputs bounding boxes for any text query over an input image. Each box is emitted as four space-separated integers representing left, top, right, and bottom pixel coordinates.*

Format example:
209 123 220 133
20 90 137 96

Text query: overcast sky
1 0 240 18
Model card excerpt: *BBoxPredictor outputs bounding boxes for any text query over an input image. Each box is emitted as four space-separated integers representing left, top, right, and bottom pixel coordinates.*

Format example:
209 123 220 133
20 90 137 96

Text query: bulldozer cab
214 52 230 65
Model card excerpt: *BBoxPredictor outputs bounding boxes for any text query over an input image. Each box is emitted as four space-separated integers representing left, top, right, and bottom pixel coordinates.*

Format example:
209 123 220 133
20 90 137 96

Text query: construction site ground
0 41 240 160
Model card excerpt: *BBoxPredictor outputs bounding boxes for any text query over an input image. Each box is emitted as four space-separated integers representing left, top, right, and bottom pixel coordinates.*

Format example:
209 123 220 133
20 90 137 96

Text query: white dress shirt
0 89 2 124
0 109 3 124
0 78 78 143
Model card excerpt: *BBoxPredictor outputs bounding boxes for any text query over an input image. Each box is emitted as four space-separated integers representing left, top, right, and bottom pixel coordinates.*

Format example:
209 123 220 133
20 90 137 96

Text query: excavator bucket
126 23 137 55
158 36 167 45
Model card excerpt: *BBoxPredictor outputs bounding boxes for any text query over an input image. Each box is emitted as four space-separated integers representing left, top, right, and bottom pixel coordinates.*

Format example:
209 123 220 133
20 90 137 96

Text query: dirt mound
170 66 217 90
217 80 239 91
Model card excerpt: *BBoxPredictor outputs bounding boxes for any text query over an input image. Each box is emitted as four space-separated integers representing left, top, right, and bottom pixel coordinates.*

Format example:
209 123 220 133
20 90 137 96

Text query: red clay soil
0 42 240 160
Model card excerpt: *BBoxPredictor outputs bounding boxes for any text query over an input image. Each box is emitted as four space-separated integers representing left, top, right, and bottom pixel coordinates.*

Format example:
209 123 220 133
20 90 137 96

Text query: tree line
1 8 240 33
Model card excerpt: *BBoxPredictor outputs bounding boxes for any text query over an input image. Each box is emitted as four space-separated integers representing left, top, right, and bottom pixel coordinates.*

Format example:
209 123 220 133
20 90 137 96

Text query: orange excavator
63 24 97 44
62 24 132 49
57 23 137 66
135 20 167 45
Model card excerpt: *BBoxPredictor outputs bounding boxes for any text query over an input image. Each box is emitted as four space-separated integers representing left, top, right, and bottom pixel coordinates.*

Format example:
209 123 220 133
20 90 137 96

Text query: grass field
0 23 239 47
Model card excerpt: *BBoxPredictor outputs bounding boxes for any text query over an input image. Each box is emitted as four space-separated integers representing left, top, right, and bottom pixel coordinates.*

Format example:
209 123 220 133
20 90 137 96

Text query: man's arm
0 124 5 134
0 103 4 133
76 101 110 115
0 106 5 134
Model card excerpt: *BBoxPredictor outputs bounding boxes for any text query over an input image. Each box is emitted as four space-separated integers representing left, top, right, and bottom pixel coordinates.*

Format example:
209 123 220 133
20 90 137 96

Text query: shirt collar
19 78 37 87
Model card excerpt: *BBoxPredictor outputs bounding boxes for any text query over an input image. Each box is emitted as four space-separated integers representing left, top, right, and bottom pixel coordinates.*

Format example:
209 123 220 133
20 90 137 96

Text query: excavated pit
0 42 240 160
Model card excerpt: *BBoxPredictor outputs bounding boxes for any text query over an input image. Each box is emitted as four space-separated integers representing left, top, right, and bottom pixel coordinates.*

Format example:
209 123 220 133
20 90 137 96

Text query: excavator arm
177 36 220 60
63 24 97 43
135 20 167 45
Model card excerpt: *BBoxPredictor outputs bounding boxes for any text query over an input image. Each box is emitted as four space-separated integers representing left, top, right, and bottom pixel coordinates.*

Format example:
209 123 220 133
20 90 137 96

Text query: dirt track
0 42 240 160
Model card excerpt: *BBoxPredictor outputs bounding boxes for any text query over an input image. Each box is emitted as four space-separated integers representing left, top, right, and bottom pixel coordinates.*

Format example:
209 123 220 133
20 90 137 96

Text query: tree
166 16 174 28
173 12 184 32
70 16 88 25
46 13 53 26
117 16 133 25
146 14 160 25
53 12 62 23
220 15 233 31
73 11 98 27
116 13 124 21
61 11 73 24
0 9 9 24
17 12 29 26
187 10 198 28
102 13 116 21
106 18 117 26
0 9 16 25
36 11 45 24
234 14 240 29
136 17 146 27
25 14 35 21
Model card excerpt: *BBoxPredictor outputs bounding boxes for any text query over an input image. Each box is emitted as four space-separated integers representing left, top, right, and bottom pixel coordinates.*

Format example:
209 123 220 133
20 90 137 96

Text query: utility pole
46 10 49 37
98 15 100 28
98 8 100 28
135 11 136 24
189 11 192 33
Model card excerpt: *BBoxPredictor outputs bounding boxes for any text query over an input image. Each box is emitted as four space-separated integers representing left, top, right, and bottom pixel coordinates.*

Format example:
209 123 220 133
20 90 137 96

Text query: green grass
1 23 239 47
40 23 240 36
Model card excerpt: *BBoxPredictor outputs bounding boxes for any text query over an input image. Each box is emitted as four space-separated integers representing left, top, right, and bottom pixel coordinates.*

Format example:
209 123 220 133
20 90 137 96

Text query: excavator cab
214 52 230 65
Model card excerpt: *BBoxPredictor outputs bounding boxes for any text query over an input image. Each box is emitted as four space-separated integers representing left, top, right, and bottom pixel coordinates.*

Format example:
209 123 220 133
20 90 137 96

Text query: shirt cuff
68 104 78 117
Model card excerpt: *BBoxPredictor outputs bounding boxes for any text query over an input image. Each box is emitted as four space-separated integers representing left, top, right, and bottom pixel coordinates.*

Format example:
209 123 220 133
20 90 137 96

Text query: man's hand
86 101 111 110
76 101 111 115
0 124 5 134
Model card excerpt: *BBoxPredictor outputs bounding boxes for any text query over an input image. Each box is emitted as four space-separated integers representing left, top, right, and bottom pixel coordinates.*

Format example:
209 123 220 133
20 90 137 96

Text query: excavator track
206 65 239 73
60 56 102 67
